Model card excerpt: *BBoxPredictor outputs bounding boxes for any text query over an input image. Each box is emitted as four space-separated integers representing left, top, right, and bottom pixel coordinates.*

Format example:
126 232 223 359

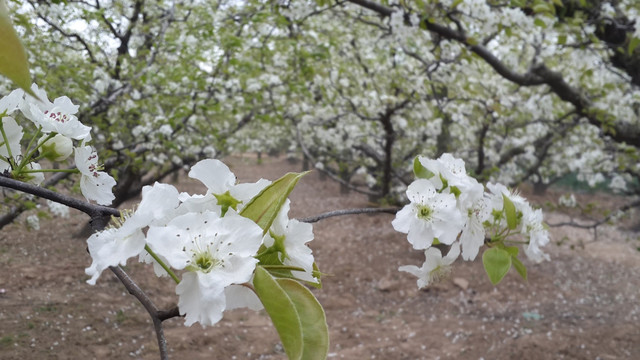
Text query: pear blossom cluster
0 85 115 205
84 159 319 327
393 154 549 288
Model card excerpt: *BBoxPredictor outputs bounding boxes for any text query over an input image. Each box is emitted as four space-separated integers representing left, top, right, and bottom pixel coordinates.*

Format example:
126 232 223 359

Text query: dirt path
1 155 639 359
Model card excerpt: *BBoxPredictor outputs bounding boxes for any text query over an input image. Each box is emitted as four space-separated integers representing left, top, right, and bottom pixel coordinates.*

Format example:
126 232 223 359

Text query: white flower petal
177 272 226 327
75 146 116 205
85 227 146 285
0 117 23 159
189 159 236 194
224 284 263 311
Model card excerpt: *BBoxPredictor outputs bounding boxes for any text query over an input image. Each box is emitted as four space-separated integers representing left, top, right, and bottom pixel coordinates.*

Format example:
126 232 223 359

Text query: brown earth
1 155 639 360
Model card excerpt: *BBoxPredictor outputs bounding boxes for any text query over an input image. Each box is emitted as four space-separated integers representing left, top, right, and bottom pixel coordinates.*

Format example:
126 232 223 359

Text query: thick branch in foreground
0 174 119 219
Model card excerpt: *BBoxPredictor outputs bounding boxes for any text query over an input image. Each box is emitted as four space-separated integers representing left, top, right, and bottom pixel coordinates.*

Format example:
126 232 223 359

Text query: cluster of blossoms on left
85 158 319 326
0 85 116 205
1 86 320 328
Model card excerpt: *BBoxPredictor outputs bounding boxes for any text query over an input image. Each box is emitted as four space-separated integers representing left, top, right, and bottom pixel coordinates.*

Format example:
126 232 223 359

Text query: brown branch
299 207 400 223
548 198 640 230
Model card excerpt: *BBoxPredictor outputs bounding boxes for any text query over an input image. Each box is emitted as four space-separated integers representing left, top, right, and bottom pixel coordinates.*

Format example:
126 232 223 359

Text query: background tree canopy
3 0 639 215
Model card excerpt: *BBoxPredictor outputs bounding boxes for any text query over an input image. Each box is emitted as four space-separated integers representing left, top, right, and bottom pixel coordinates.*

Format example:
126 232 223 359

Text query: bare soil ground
1 155 639 360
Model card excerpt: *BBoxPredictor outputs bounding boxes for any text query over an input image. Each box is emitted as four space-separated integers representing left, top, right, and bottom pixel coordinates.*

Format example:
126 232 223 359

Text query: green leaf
412 156 433 179
502 194 517 230
628 37 640 56
254 267 303 360
214 191 242 216
0 0 34 96
557 34 567 45
277 279 329 360
240 171 308 235
534 18 547 28
439 173 448 190
504 245 519 257
483 248 512 285
253 267 329 360
511 256 528 281
504 27 512 37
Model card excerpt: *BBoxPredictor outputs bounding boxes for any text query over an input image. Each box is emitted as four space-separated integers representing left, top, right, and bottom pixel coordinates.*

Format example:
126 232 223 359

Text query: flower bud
39 134 73 161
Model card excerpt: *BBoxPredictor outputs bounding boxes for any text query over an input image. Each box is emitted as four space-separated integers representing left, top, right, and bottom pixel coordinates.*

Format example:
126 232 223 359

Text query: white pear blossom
25 162 45 185
74 146 116 205
224 284 264 311
521 208 550 263
85 182 180 285
146 211 263 326
399 242 460 288
38 134 73 161
459 197 490 261
0 88 24 115
47 200 70 218
20 84 91 140
263 200 317 283
179 158 270 215
486 182 550 262
392 179 465 249
0 117 23 172
485 182 528 225
558 193 577 208
419 153 484 206
26 214 40 231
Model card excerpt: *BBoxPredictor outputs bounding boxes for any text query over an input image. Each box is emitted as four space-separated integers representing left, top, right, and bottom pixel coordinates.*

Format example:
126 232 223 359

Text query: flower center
44 109 69 123
195 253 217 271
185 236 224 274
416 204 434 221
190 251 220 273
429 264 452 283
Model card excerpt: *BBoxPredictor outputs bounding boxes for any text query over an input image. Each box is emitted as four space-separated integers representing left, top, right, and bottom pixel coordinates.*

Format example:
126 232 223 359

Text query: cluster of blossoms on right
393 154 550 287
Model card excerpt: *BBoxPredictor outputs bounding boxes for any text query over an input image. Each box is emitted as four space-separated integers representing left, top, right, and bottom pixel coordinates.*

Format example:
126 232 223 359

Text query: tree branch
0 175 182 359
299 207 400 223
0 174 118 219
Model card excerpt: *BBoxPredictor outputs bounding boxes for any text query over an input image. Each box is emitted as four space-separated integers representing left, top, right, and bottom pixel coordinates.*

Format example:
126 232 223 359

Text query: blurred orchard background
1 0 639 359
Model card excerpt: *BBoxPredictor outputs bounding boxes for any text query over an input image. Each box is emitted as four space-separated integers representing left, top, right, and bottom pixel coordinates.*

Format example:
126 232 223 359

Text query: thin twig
299 207 400 223
110 266 170 360
548 199 640 230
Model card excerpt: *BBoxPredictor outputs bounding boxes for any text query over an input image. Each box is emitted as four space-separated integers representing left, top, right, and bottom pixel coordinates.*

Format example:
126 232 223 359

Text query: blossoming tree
1 0 638 358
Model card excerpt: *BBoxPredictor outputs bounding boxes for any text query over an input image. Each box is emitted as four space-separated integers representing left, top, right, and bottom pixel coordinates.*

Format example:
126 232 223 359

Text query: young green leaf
511 256 528 281
0 0 34 96
504 245 519 257
629 37 640 56
502 194 518 230
482 248 512 285
253 266 303 360
253 267 329 360
277 279 329 360
413 156 433 179
240 171 308 235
